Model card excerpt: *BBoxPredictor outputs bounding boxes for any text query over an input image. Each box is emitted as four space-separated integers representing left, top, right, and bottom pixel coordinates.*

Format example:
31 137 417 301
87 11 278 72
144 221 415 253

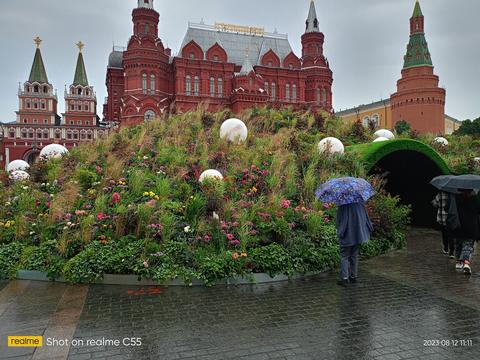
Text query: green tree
454 117 480 137
394 120 412 135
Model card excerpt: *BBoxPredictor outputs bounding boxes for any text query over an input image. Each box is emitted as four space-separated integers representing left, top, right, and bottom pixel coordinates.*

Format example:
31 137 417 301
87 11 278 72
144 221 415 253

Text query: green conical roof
403 33 432 69
412 1 423 18
28 48 49 83
73 52 89 86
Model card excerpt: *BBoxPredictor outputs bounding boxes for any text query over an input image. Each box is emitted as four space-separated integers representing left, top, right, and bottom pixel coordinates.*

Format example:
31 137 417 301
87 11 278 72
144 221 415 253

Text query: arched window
292 84 297 102
150 74 156 95
26 99 31 109
316 88 321 104
363 116 371 127
33 101 38 109
144 110 156 121
186 75 191 96
189 52 195 60
77 88 82 95
271 82 276 100
264 81 269 95
84 102 89 111
210 77 215 97
26 86 30 93
218 78 223 97
142 74 148 94
370 114 380 128
194 76 200 96
34 85 39 93
285 84 290 101
145 23 150 34
70 101 75 111
322 88 327 104
43 86 48 93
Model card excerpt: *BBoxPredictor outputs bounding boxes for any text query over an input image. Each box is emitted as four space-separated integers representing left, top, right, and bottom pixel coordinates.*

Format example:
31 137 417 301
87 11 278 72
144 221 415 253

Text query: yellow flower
155 195 160 200
149 191 155 197
143 192 149 197
251 186 258 193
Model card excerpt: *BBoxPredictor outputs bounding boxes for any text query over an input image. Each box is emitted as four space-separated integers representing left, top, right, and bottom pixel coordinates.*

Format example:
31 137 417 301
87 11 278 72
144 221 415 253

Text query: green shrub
250 244 293 277
0 243 24 279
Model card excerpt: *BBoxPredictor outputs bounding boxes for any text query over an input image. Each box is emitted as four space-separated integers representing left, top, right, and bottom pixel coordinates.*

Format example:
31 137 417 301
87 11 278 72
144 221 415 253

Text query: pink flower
324 217 331 223
143 260 149 268
204 235 211 243
111 192 121 205
229 240 241 246
97 213 106 221
226 233 234 240
75 210 86 216
280 199 291 209
96 165 103 174
146 199 157 207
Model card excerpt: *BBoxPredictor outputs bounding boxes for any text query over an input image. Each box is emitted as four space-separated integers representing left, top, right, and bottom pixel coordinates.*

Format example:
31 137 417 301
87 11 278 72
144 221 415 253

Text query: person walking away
336 202 373 286
432 191 455 257
454 189 480 275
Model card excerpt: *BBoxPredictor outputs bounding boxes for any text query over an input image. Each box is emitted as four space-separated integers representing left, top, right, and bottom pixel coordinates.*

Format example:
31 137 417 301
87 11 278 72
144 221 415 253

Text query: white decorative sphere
40 144 69 159
9 170 30 182
318 137 345 155
373 137 390 143
434 137 449 146
199 169 224 184
7 160 30 173
374 129 395 140
220 118 248 143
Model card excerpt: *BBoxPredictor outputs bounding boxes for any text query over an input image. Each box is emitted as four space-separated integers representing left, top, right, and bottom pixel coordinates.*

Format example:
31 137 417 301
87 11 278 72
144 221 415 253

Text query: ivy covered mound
0 109 410 285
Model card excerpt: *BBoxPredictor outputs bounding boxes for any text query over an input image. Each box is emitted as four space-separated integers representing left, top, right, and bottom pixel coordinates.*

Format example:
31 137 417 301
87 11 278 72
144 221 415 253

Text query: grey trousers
340 244 360 280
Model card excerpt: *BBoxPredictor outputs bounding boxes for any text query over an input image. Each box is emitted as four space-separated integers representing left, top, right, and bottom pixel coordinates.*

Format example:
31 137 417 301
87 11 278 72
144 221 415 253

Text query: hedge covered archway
348 140 451 226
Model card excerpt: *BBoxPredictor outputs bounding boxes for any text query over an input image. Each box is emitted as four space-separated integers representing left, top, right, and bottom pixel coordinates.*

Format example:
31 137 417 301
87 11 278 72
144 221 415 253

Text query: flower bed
0 109 410 286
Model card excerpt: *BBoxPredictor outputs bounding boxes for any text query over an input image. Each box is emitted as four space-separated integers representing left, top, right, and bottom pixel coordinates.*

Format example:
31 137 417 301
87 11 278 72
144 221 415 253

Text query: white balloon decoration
374 129 395 140
9 170 30 182
220 118 248 143
434 137 449 146
7 160 30 173
199 169 224 184
39 144 69 159
318 137 345 155
373 137 390 143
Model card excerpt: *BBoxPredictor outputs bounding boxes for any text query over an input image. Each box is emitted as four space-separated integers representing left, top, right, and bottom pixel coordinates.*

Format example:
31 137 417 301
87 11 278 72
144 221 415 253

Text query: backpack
446 194 461 231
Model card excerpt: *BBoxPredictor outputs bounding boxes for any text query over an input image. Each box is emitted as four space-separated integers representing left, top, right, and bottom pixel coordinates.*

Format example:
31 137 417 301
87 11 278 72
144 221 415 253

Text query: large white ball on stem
434 137 449 146
373 137 390 143
199 169 224 184
220 118 248 143
40 144 69 159
7 160 30 173
9 170 30 182
318 137 344 155
374 129 395 140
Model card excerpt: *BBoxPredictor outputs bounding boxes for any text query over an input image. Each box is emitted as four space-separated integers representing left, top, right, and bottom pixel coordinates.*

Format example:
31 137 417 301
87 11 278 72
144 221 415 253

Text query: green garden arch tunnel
348 139 451 227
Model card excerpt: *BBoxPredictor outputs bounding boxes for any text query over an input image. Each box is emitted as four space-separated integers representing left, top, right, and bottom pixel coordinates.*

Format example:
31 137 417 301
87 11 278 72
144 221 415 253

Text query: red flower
226 233 234 240
280 199 291 209
97 213 106 221
111 192 121 205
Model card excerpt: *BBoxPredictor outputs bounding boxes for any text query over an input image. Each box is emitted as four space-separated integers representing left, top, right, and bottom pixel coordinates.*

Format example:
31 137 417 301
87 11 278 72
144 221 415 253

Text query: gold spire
76 41 85 53
34 36 42 48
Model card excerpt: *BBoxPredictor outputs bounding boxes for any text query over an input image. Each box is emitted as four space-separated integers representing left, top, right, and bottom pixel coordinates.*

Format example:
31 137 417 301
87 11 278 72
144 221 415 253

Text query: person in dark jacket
432 191 455 257
455 189 480 275
336 202 374 286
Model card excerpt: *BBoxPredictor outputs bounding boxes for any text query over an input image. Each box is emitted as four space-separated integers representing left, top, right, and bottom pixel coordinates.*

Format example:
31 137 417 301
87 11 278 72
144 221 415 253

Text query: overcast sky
1 0 479 121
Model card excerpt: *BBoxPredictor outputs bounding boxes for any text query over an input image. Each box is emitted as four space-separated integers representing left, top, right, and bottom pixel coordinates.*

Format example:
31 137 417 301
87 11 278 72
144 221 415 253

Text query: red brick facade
103 0 333 125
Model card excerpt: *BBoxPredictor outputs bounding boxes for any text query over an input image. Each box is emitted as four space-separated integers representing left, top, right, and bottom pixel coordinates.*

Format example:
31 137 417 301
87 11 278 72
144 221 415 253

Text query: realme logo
8 336 43 347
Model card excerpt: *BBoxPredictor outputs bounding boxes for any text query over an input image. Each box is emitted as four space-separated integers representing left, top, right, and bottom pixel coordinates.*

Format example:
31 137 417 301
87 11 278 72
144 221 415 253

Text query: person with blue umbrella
316 177 375 286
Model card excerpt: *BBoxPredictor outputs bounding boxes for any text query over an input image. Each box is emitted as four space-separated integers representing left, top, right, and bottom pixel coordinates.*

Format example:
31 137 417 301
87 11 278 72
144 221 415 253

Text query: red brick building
390 1 446 134
103 0 334 125
0 38 107 169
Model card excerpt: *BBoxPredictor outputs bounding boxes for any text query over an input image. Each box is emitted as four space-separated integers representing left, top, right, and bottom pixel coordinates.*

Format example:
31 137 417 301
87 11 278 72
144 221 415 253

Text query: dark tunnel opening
368 150 445 227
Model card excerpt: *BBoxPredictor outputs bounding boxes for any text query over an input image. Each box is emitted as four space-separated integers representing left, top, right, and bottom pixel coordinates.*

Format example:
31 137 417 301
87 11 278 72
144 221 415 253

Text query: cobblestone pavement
0 228 479 360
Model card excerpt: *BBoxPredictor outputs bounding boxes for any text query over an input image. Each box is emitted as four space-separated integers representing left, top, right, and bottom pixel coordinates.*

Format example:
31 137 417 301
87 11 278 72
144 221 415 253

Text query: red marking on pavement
127 287 163 296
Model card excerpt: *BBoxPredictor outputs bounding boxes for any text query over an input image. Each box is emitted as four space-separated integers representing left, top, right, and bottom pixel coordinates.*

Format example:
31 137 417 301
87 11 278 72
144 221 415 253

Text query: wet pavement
0 228 479 360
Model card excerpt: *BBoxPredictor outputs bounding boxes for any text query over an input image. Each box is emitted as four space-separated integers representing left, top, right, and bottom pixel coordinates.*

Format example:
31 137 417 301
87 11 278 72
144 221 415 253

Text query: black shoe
442 248 449 255
349 277 357 284
337 279 349 286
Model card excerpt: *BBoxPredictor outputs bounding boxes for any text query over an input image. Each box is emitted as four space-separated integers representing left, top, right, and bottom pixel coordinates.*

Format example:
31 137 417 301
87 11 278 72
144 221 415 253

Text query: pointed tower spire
239 48 254 75
305 0 319 33
404 0 432 69
412 0 423 17
137 0 153 9
73 41 89 86
28 37 49 83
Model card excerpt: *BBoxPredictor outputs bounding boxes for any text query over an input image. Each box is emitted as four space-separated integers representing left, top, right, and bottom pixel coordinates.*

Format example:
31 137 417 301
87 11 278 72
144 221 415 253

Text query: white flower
63 226 68 230
212 212 220 221
184 225 191 233
29 231 35 235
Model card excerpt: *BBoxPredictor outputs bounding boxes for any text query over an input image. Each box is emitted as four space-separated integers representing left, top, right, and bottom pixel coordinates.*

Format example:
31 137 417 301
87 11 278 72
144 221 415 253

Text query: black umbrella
444 174 480 190
430 175 459 193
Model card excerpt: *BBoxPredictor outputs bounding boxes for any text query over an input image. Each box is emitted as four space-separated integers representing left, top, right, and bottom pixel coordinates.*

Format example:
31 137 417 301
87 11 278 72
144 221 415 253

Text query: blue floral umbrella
315 177 375 205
